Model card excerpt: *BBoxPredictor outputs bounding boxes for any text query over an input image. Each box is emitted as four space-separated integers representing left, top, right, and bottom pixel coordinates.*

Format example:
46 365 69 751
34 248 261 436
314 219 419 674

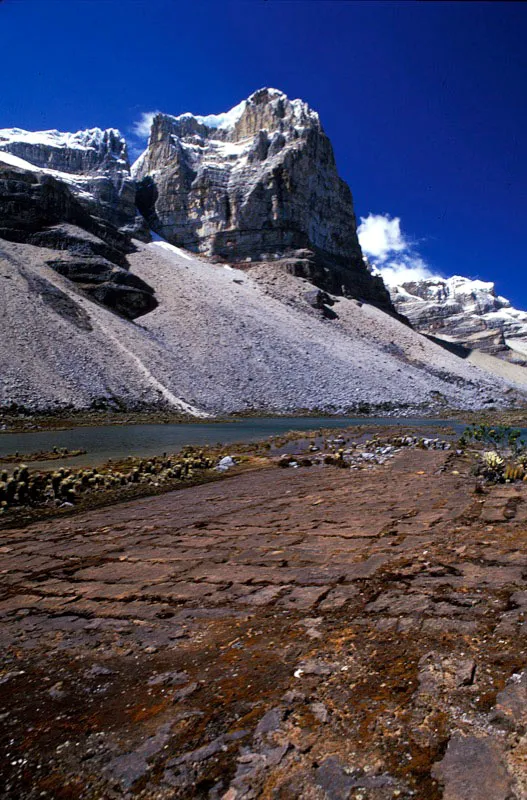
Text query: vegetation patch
459 424 527 485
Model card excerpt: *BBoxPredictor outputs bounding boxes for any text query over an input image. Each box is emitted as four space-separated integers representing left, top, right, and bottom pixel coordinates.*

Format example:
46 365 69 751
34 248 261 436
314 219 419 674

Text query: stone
240 586 287 606
216 455 236 472
47 252 157 319
278 585 330 609
310 702 329 723
168 730 248 766
49 681 67 699
105 722 173 789
172 682 199 702
262 743 289 766
304 289 339 319
314 757 395 799
147 670 189 687
491 670 527 730
432 733 513 800
254 707 283 737
85 664 114 678
294 660 336 677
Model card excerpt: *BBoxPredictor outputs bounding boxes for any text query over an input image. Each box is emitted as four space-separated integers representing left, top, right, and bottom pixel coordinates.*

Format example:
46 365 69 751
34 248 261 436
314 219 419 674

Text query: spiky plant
18 464 29 482
17 482 29 504
6 479 17 504
504 464 525 482
480 451 505 482
483 451 504 469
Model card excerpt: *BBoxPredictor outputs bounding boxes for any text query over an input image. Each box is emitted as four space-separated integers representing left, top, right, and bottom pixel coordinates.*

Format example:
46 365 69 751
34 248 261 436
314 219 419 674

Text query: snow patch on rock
387 274 527 362
151 241 194 261
174 99 248 131
0 126 123 152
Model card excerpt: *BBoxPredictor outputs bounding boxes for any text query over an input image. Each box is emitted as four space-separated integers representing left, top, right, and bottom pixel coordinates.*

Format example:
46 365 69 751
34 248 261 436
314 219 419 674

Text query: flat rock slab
433 733 513 800
2 446 527 798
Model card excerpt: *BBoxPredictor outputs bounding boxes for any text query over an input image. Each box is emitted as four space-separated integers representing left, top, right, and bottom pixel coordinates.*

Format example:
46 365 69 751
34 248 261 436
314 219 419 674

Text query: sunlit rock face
0 129 157 320
388 275 527 361
133 88 395 312
0 127 146 236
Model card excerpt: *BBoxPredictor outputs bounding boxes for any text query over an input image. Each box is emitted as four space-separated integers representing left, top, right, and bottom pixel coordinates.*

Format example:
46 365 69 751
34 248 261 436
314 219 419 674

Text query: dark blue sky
2 0 527 305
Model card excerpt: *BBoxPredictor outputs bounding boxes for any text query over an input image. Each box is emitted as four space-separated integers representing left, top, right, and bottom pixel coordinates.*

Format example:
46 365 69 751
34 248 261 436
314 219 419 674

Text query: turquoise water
0 416 464 469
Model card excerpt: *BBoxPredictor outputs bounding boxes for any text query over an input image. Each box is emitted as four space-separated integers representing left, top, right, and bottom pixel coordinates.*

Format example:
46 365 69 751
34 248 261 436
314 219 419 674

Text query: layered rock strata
388 275 527 363
0 127 145 236
133 88 395 312
0 154 156 319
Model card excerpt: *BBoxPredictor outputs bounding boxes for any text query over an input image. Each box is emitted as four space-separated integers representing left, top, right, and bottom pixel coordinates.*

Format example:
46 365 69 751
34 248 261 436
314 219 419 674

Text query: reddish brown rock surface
1 448 527 798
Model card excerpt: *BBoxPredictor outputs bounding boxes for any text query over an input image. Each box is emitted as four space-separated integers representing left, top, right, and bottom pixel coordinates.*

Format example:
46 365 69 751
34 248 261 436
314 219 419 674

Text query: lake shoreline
0 422 458 530
0 417 462 471
2 404 527 435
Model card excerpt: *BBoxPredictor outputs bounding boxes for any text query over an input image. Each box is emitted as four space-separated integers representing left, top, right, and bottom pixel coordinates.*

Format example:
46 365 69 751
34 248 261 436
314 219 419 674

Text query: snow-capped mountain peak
0 124 141 234
172 98 248 131
386 272 527 361
149 87 320 142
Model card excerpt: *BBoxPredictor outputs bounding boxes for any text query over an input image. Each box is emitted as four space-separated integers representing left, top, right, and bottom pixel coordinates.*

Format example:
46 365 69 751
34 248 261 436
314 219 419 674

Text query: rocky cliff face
388 275 527 362
3 91 526 413
0 128 149 238
133 89 394 312
0 136 156 319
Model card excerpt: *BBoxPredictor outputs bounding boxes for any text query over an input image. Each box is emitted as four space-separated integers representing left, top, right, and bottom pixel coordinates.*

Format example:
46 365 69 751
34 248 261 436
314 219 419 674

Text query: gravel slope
132 242 521 413
0 238 523 414
464 349 527 389
0 240 203 414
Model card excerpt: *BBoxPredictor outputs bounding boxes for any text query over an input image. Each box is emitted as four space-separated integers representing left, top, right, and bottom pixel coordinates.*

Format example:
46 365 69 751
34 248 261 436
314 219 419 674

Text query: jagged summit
165 96 248 133
152 88 321 140
133 88 394 311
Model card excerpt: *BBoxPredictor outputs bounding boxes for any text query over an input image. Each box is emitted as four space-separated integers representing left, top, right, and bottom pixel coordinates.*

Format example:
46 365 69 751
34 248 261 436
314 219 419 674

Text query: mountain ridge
132 88 396 313
0 88 526 414
385 273 527 363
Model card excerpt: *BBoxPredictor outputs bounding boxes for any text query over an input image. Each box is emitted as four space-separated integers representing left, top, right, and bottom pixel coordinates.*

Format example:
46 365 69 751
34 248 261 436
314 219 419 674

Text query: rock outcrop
133 89 395 313
388 275 527 363
0 157 156 320
0 127 146 236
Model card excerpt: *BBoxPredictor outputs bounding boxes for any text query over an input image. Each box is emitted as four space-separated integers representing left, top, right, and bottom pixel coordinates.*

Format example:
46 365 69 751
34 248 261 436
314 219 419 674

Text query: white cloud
357 213 407 259
377 259 436 287
131 111 159 139
358 212 439 286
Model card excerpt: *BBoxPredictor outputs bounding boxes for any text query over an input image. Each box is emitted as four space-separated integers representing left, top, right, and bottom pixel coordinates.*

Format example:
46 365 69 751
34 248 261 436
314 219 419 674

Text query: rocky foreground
2 432 527 798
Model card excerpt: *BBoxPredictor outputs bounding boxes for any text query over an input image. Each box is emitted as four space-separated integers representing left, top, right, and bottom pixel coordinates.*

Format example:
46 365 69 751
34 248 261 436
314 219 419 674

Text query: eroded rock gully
2 448 527 798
